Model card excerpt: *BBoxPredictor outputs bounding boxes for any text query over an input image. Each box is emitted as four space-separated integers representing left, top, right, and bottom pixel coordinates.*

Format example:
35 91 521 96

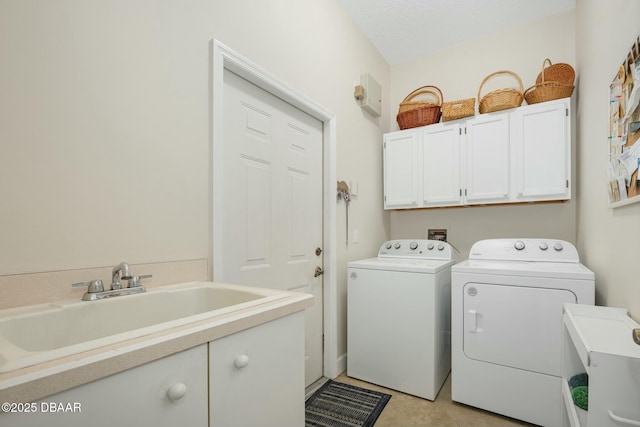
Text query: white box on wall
360 73 381 117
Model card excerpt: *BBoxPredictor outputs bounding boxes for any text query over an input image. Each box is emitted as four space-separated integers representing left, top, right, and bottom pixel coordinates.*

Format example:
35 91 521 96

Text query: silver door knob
314 267 324 277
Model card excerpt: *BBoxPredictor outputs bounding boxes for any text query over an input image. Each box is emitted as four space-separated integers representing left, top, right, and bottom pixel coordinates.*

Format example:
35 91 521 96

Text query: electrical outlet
428 228 447 242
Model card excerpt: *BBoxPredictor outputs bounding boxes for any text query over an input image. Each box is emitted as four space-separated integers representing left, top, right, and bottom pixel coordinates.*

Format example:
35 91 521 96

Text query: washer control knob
554 242 564 251
514 241 526 251
385 242 392 249
437 243 445 251
409 241 418 250
394 242 401 249
427 243 434 250
539 243 549 251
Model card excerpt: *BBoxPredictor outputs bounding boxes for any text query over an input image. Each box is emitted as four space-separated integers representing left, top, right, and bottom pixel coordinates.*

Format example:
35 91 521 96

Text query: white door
220 69 324 387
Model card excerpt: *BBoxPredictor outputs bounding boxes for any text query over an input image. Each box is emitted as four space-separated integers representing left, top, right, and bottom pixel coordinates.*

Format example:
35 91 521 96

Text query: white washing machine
451 239 595 427
347 239 455 400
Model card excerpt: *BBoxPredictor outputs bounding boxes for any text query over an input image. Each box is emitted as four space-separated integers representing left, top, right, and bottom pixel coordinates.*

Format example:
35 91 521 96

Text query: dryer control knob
554 242 564 251
409 242 418 250
385 243 392 250
539 243 549 251
437 243 445 251
427 243 434 250
514 240 526 250
394 242 401 249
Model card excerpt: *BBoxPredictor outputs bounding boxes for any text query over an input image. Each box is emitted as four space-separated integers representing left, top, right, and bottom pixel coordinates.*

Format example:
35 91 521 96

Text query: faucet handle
72 279 104 293
126 274 152 288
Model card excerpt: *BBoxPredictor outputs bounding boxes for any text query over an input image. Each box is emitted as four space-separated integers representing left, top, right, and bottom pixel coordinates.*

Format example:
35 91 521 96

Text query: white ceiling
338 0 575 65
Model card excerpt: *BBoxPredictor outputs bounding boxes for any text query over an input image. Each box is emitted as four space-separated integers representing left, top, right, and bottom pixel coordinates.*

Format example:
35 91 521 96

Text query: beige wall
0 0 391 360
5 0 639 369
576 0 640 319
388 11 577 259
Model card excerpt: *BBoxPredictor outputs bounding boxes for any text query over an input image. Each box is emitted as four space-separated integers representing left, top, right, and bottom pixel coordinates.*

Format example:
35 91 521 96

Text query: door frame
211 39 339 379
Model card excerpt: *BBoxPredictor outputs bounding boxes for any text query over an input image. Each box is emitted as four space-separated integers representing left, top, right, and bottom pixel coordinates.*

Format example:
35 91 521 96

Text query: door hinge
566 180 569 188
459 189 462 196
459 128 462 135
566 108 569 117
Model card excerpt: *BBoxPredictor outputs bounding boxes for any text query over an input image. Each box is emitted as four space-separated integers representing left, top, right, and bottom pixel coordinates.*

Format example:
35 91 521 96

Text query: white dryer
347 239 455 400
451 239 595 427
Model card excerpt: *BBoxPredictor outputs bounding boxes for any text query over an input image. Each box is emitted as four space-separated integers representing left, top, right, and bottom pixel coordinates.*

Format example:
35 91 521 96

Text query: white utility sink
0 281 287 373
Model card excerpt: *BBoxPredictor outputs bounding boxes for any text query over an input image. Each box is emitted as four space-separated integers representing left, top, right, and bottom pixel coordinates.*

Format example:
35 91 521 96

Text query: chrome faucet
111 261 132 290
72 262 152 301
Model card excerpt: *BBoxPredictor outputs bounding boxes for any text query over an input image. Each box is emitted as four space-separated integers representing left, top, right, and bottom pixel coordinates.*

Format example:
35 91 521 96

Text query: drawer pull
167 383 187 402
608 410 640 426
234 354 249 369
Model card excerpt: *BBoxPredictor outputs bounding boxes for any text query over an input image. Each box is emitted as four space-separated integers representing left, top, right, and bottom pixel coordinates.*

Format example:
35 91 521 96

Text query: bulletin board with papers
609 33 640 207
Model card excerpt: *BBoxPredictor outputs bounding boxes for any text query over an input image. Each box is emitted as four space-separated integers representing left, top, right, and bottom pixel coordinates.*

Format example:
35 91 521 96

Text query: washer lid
377 239 453 261
348 257 455 273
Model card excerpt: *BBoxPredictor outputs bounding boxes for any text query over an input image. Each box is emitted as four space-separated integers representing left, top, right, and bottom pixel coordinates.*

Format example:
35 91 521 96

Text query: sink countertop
0 286 313 403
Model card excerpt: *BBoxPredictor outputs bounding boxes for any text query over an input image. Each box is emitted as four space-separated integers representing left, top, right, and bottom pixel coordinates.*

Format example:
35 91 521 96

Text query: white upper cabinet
383 98 571 209
464 113 511 204
422 122 463 207
383 130 420 209
511 98 570 201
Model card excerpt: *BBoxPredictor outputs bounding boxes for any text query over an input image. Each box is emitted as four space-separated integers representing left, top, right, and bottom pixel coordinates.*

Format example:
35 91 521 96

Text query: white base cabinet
562 304 640 427
384 97 571 209
210 312 305 427
0 312 306 427
1 344 209 427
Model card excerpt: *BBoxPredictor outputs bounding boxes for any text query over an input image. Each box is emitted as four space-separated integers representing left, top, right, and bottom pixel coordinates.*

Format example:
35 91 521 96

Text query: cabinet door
463 113 511 204
383 130 419 209
511 98 570 201
0 345 209 427
421 123 463 207
209 312 305 427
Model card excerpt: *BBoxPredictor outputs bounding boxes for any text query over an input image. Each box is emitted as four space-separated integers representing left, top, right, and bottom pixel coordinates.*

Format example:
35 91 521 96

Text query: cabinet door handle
608 410 640 426
167 383 187 402
234 354 249 369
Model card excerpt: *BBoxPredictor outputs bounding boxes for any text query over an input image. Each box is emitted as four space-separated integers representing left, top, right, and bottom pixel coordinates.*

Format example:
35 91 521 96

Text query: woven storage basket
442 98 475 121
535 58 575 85
397 85 442 129
478 70 524 114
524 58 575 104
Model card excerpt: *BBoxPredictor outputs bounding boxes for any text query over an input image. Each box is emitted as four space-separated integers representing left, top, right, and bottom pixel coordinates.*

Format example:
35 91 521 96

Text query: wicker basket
397 85 442 129
524 59 575 104
535 58 575 85
478 70 524 114
442 98 475 121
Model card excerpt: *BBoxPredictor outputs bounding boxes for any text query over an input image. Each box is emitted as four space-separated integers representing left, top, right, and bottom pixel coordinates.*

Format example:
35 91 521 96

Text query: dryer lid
452 258 594 280
468 238 579 263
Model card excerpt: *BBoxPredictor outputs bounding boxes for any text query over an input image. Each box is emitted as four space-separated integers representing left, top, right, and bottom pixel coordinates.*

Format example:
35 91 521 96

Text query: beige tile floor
335 372 537 427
